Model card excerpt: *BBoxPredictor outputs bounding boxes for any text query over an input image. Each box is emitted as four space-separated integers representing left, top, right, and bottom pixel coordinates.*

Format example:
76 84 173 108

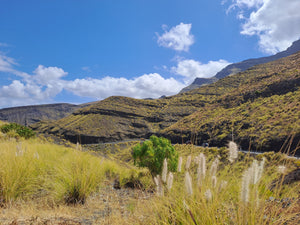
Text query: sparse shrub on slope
132 135 178 176
1 123 35 139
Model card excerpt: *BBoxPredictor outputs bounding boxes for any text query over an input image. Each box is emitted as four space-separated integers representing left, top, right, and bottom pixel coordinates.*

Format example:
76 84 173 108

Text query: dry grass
0 183 152 224
0 139 299 224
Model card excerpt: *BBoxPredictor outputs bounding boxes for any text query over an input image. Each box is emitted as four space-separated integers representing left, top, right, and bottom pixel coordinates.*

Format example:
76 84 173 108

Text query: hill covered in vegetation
163 51 300 153
31 51 300 153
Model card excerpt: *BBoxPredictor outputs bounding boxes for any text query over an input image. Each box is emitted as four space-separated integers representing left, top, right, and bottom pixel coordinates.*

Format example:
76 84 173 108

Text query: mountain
31 51 300 154
163 51 300 153
181 39 300 93
0 103 81 126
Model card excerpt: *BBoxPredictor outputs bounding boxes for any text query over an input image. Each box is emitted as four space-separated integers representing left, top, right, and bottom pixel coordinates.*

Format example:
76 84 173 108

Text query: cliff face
32 51 300 154
181 39 300 92
0 103 80 126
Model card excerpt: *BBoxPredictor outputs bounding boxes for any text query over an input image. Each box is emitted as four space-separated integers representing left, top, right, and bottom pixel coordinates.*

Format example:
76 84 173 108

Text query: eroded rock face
0 103 80 125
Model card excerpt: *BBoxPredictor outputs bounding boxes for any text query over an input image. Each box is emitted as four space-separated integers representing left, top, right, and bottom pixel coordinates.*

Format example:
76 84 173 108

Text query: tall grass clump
138 144 300 225
0 139 131 206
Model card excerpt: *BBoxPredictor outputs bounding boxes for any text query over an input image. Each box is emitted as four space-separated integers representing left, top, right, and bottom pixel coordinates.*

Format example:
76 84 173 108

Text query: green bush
0 123 35 139
132 135 178 176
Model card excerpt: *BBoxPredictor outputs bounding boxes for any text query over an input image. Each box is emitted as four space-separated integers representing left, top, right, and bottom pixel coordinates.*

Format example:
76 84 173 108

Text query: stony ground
0 183 153 225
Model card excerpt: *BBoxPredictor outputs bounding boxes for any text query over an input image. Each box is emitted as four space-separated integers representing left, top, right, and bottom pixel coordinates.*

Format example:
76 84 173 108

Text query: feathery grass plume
167 172 174 190
185 171 193 196
185 155 192 170
218 180 228 193
211 175 217 189
252 158 265 184
210 157 219 177
241 167 251 203
197 153 206 186
228 141 238 163
204 189 212 202
240 158 265 203
252 160 259 184
154 175 164 197
15 143 24 157
162 158 168 183
177 156 182 172
76 142 82 151
257 157 265 182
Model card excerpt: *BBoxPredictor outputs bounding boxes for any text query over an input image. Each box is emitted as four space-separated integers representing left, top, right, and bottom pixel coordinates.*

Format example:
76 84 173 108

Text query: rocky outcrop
0 103 80 125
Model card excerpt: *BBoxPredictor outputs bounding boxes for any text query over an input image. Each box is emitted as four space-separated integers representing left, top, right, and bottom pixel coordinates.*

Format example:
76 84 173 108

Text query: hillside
32 51 300 153
0 103 81 126
181 39 300 93
31 92 215 144
163 51 300 153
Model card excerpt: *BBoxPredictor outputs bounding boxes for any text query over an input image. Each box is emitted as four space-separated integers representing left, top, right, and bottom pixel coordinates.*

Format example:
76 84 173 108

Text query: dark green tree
1 123 35 139
132 135 178 176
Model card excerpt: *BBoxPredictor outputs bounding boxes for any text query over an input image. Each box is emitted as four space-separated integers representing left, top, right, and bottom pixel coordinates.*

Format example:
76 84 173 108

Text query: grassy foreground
0 138 149 206
136 144 300 225
0 136 299 224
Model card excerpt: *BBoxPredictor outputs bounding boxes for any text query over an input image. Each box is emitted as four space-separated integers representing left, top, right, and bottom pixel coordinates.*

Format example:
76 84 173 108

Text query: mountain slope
0 103 81 126
31 93 215 144
32 51 300 153
181 39 300 92
163 51 300 153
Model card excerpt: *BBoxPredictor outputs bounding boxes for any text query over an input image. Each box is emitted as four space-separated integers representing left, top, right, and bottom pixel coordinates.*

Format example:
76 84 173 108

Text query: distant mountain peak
180 38 300 93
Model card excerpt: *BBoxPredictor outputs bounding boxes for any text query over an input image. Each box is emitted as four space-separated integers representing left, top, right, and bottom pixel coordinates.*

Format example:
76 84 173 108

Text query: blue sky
0 0 300 108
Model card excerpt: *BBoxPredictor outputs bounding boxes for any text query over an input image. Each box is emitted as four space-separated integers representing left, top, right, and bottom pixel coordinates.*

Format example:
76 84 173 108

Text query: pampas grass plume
154 175 164 197
210 157 219 177
178 156 182 172
228 141 238 163
211 175 217 189
241 168 251 203
197 153 206 186
167 172 174 190
185 155 192 170
185 171 193 196
162 158 168 183
205 189 212 202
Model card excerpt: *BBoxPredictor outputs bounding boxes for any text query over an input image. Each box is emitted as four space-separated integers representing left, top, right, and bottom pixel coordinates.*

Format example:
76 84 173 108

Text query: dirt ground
0 183 153 225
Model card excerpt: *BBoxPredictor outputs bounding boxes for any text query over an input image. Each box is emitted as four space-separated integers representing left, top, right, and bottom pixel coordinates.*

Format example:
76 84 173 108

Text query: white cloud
157 23 195 52
65 73 184 99
226 0 300 54
172 59 230 83
33 65 67 84
0 53 186 107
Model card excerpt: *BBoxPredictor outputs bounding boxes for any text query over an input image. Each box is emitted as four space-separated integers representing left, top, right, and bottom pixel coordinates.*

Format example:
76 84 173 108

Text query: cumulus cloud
226 0 300 54
172 59 230 83
65 73 184 99
157 23 195 52
0 52 185 108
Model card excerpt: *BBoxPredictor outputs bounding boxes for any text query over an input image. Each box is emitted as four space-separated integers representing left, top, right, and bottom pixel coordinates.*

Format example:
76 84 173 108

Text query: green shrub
132 135 178 176
0 123 35 139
